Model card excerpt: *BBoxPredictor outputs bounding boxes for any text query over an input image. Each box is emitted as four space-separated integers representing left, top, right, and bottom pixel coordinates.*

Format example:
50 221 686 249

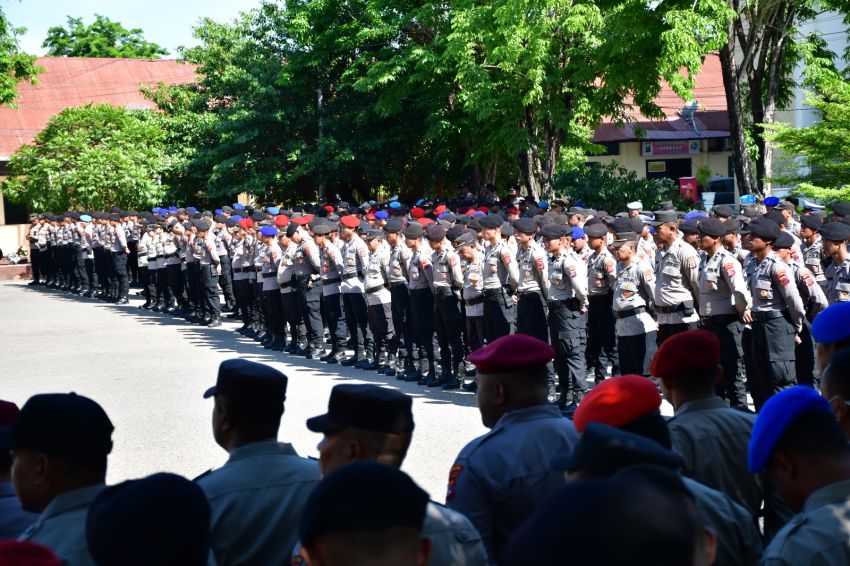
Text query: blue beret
79 214 92 222
234 203 245 211
151 208 162 214
389 195 399 202
214 209 223 216
259 226 279 237
537 201 549 208
168 206 178 213
571 227 586 239
267 207 280 215
748 386 832 473
812 302 850 344
185 207 197 215
369 200 377 206
416 198 426 206
389 201 401 209
764 196 780 207
375 210 389 220
683 211 707 221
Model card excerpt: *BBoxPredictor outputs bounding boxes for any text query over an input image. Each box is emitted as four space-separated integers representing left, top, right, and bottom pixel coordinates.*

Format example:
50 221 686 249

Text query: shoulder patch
687 255 698 270
501 251 512 265
604 258 615 274
449 254 458 267
722 262 736 278
801 270 814 287
776 268 790 287
643 267 654 282
446 464 463 503
535 256 545 271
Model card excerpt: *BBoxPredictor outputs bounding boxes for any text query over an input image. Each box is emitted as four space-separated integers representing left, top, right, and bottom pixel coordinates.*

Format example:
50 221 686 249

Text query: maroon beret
0 400 19 427
0 541 61 566
651 330 720 380
468 334 554 373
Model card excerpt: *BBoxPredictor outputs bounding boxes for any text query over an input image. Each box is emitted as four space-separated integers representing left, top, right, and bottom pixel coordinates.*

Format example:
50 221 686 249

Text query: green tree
0 4 41 106
765 56 850 203
43 15 169 59
2 103 175 211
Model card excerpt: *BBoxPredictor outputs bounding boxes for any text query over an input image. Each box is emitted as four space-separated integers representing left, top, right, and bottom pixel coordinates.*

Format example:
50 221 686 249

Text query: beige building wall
585 140 731 180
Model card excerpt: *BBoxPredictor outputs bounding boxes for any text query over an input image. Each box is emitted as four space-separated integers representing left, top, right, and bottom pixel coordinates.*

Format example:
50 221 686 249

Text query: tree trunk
720 40 759 197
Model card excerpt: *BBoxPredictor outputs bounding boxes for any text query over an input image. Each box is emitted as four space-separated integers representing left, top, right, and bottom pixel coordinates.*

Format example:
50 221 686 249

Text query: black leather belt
279 281 292 289
365 285 385 294
255 266 263 273
434 287 455 297
752 309 787 321
464 296 484 305
162 253 177 259
549 298 582 311
410 288 431 295
262 272 276 278
342 272 360 281
389 282 408 289
616 306 646 319
656 304 685 314
518 290 542 298
323 277 341 285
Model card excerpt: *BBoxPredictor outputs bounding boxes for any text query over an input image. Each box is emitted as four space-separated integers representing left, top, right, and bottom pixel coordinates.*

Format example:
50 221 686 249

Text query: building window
707 137 731 153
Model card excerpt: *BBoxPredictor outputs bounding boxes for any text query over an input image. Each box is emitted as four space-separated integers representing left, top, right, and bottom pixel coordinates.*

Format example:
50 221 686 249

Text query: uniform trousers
30 247 42 282
617 332 657 377
295 278 323 346
111 251 129 299
389 283 413 355
465 315 485 354
280 290 304 343
139 265 151 304
217 255 237 307
127 240 139 283
657 322 699 345
156 266 172 305
517 290 549 342
93 247 108 291
166 263 186 305
587 293 618 380
748 311 797 411
323 292 345 352
482 288 516 342
795 320 818 388
199 263 221 317
342 292 372 355
73 253 87 288
263 289 284 336
701 315 747 408
187 263 202 312
549 301 588 400
367 301 395 351
410 289 435 360
233 277 255 325
434 288 464 371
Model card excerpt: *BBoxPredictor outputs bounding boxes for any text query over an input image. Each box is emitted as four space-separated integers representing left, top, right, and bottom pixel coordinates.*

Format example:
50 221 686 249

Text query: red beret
340 214 360 229
324 205 334 213
434 204 447 216
465 209 475 216
477 206 490 213
0 541 61 566
572 375 661 433
507 207 520 214
651 330 720 380
410 207 425 219
0 400 19 427
274 215 289 227
365 213 376 220
468 334 554 373
238 218 253 230
292 214 313 225
417 217 434 227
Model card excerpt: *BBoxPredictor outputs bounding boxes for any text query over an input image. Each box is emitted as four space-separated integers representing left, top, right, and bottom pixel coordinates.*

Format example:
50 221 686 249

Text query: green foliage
552 161 689 213
695 165 712 189
765 56 850 195
0 5 41 106
2 103 175 211
43 15 168 59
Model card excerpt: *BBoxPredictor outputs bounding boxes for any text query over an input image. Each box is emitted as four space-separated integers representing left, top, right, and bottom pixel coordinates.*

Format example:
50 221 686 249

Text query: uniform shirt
791 262 828 321
213 227 230 258
446 405 580 563
294 238 321 280
195 232 219 266
826 257 850 304
548 249 588 306
90 224 102 249
762 479 850 565
0 481 37 540
697 249 751 317
340 237 369 293
462 254 485 317
19 484 104 566
801 235 827 284
683 477 763 566
422 502 488 566
277 242 298 293
407 248 431 291
231 236 254 281
196 441 320 566
636 235 656 265
668 396 762 518
516 243 548 299
162 233 181 265
482 241 519 291
387 242 411 285
612 260 657 337
27 224 40 249
655 239 700 324
587 248 616 296
110 224 128 253
364 247 392 304
432 248 464 291
320 242 344 295
136 232 150 268
749 252 806 332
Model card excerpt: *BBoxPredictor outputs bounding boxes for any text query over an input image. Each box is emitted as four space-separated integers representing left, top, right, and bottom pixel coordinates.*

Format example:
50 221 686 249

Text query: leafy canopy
43 15 169 59
0 5 41 106
3 103 175 211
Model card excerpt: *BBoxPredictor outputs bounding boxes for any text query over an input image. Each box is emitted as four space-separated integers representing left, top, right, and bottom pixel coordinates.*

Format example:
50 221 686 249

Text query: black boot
207 316 222 328
416 357 432 385
341 353 360 366
442 362 464 390
363 346 383 371
385 353 401 378
402 355 419 382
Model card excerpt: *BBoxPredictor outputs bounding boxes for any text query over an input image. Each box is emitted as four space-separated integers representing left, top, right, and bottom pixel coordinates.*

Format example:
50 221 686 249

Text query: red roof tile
0 57 197 158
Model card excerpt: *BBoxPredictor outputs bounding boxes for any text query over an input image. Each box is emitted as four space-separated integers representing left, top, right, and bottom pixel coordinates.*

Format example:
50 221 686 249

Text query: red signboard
652 141 690 155
679 177 698 203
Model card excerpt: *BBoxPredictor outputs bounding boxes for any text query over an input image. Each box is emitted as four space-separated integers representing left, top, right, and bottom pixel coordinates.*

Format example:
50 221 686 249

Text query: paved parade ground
0 281 488 502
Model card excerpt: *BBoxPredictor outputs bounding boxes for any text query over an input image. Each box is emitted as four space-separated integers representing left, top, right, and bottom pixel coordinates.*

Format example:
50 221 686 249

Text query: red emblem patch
604 259 615 274
802 271 814 287
723 262 736 278
535 257 545 271
501 252 512 265
446 464 463 502
776 269 790 286
449 255 458 267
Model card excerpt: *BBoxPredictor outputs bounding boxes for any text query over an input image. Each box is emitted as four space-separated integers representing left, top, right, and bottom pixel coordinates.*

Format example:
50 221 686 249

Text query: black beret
774 231 795 249
251 211 266 221
286 222 299 238
384 219 403 233
452 230 477 249
108 213 120 222
446 224 466 243
748 219 781 240
584 223 608 238
722 218 739 234
800 215 823 231
650 210 678 226
87 473 211 566
403 222 424 239
678 220 699 235
195 220 212 232
426 225 447 242
820 221 850 241
697 217 725 238
761 210 785 226
363 229 383 240
312 224 332 236
833 202 850 218
712 204 735 217
609 217 632 234
166 219 178 230
513 217 537 234
611 232 637 248
214 214 228 223
300 462 428 545
500 223 514 237
204 359 287 405
541 224 568 239
307 384 414 434
480 214 504 229
468 220 483 231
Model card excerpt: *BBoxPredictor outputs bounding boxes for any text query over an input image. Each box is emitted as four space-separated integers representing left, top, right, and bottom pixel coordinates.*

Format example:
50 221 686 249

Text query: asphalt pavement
0 281 488 503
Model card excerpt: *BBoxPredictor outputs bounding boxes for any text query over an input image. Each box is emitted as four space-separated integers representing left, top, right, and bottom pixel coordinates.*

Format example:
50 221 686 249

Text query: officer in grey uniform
193 220 222 326
446 334 580 564
585 221 619 383
480 214 519 341
403 222 437 383
314 223 347 363
799 215 827 292
744 219 806 410
339 215 373 368
213 215 237 312
696 218 752 408
109 213 130 304
426 224 466 387
278 225 306 353
543 223 588 409
362 229 397 373
384 219 415 378
611 231 658 376
455 231 485 391
197 359 320 565
822 221 850 304
651 210 700 344
231 225 257 336
292 222 325 358
513 217 550 342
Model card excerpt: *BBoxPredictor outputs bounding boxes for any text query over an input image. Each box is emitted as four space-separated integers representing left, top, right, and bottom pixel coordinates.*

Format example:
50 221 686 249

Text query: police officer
278 224 306 354
822 222 850 304
696 217 752 408
513 217 549 342
611 231 658 377
292 220 325 358
446 334 579 564
426 224 465 388
651 210 700 343
384 219 415 378
403 222 437 383
109 213 130 304
212 215 237 312
193 220 222 327
799 215 827 291
543 223 588 410
362 229 396 373
231 224 257 336
584 221 618 383
338 215 373 368
455 231 485 391
313 223 346 363
479 214 519 342
744 219 806 410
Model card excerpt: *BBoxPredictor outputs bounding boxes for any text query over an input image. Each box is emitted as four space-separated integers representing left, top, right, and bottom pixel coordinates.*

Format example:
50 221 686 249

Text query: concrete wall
585 140 732 180
0 224 28 259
